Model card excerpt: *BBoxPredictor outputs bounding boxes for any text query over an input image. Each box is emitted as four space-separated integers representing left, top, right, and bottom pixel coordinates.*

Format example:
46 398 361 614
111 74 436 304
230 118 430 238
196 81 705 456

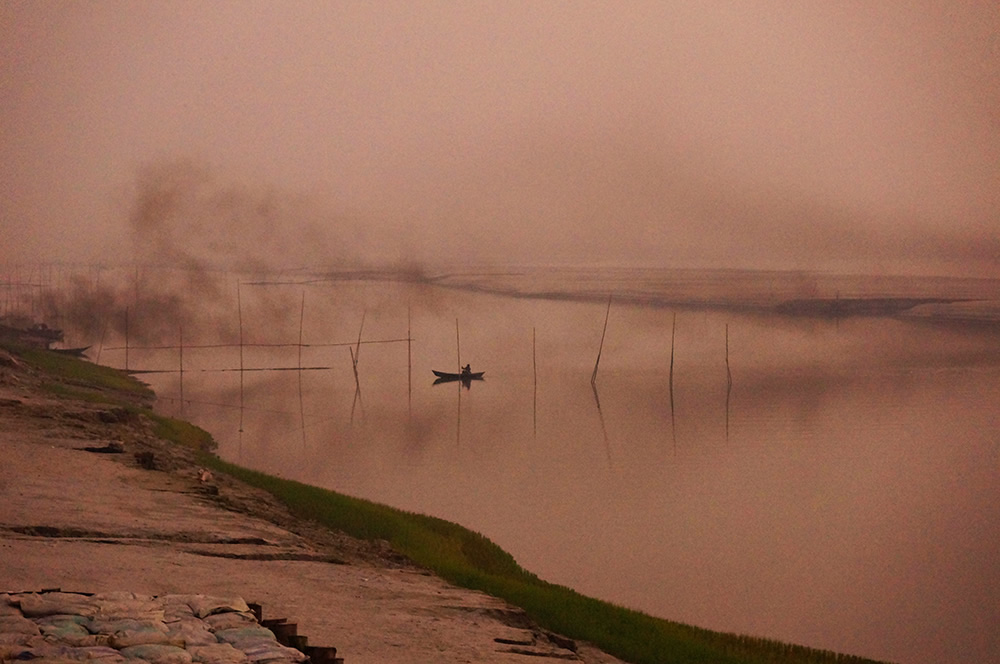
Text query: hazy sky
3 1 998 275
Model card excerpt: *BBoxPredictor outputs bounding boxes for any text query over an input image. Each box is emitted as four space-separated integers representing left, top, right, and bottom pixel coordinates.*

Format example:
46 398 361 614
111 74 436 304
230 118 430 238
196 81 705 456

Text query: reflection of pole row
155 390 354 452
587 298 733 458
101 284 413 443
155 393 308 417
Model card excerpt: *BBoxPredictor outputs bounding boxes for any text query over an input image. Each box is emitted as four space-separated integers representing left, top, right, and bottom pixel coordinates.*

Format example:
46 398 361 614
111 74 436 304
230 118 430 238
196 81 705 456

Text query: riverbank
0 344 892 664
0 344 623 664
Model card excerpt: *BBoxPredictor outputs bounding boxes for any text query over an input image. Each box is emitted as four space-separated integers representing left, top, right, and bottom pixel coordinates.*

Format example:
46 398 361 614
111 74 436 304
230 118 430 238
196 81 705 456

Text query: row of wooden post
115 287 733 397
590 296 732 391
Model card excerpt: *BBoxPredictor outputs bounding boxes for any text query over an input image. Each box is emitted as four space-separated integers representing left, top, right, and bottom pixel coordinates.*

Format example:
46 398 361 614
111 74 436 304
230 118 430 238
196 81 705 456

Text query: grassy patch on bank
4 344 213 452
150 413 218 452
12 345 154 403
204 457 891 664
6 344 890 664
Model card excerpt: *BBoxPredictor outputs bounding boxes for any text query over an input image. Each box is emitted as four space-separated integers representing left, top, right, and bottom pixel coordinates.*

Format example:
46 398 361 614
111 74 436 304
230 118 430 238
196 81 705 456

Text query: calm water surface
128 271 999 664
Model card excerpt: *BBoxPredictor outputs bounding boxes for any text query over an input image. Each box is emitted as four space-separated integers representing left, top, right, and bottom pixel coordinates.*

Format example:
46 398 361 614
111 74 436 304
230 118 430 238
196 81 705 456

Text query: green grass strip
202 457 891 664
11 345 154 402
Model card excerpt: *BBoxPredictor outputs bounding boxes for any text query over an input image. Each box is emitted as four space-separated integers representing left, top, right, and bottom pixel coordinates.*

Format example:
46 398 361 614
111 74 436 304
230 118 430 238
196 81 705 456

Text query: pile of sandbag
0 591 309 664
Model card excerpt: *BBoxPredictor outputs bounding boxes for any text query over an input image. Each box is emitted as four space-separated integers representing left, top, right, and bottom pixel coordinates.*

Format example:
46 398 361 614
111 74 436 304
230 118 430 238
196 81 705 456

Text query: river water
119 268 999 664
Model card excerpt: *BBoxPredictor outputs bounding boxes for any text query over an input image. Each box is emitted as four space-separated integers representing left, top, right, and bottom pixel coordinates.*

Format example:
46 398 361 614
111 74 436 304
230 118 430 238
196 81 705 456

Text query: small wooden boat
432 369 485 382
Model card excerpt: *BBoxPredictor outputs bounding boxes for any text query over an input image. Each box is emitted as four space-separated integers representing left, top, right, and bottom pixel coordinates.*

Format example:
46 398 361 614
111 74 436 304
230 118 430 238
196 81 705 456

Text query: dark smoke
27 158 406 346
37 270 239 345
127 158 372 274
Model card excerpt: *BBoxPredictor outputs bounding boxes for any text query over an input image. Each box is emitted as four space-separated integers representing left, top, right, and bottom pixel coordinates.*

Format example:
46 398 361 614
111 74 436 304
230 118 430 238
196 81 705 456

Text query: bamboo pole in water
726 323 732 390
455 317 462 444
237 281 244 374
29 265 35 317
533 326 537 437
179 325 184 415
669 312 676 388
349 346 360 388
124 307 129 372
532 326 537 385
298 292 306 445
591 295 612 385
669 312 676 446
347 309 366 417
354 310 366 367
237 280 244 434
298 292 305 371
350 319 363 393
725 322 731 441
349 346 364 423
407 304 412 415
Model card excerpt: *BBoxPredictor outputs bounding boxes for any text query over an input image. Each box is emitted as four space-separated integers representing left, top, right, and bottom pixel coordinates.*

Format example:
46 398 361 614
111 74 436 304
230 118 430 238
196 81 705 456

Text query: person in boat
461 364 472 377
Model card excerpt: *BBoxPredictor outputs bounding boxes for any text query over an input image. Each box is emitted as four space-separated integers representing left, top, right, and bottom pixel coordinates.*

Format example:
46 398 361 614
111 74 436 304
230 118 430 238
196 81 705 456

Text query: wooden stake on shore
591 295 612 385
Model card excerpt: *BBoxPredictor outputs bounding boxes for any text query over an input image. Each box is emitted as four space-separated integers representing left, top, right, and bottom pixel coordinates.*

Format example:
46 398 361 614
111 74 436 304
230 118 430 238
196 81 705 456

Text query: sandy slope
0 349 624 664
